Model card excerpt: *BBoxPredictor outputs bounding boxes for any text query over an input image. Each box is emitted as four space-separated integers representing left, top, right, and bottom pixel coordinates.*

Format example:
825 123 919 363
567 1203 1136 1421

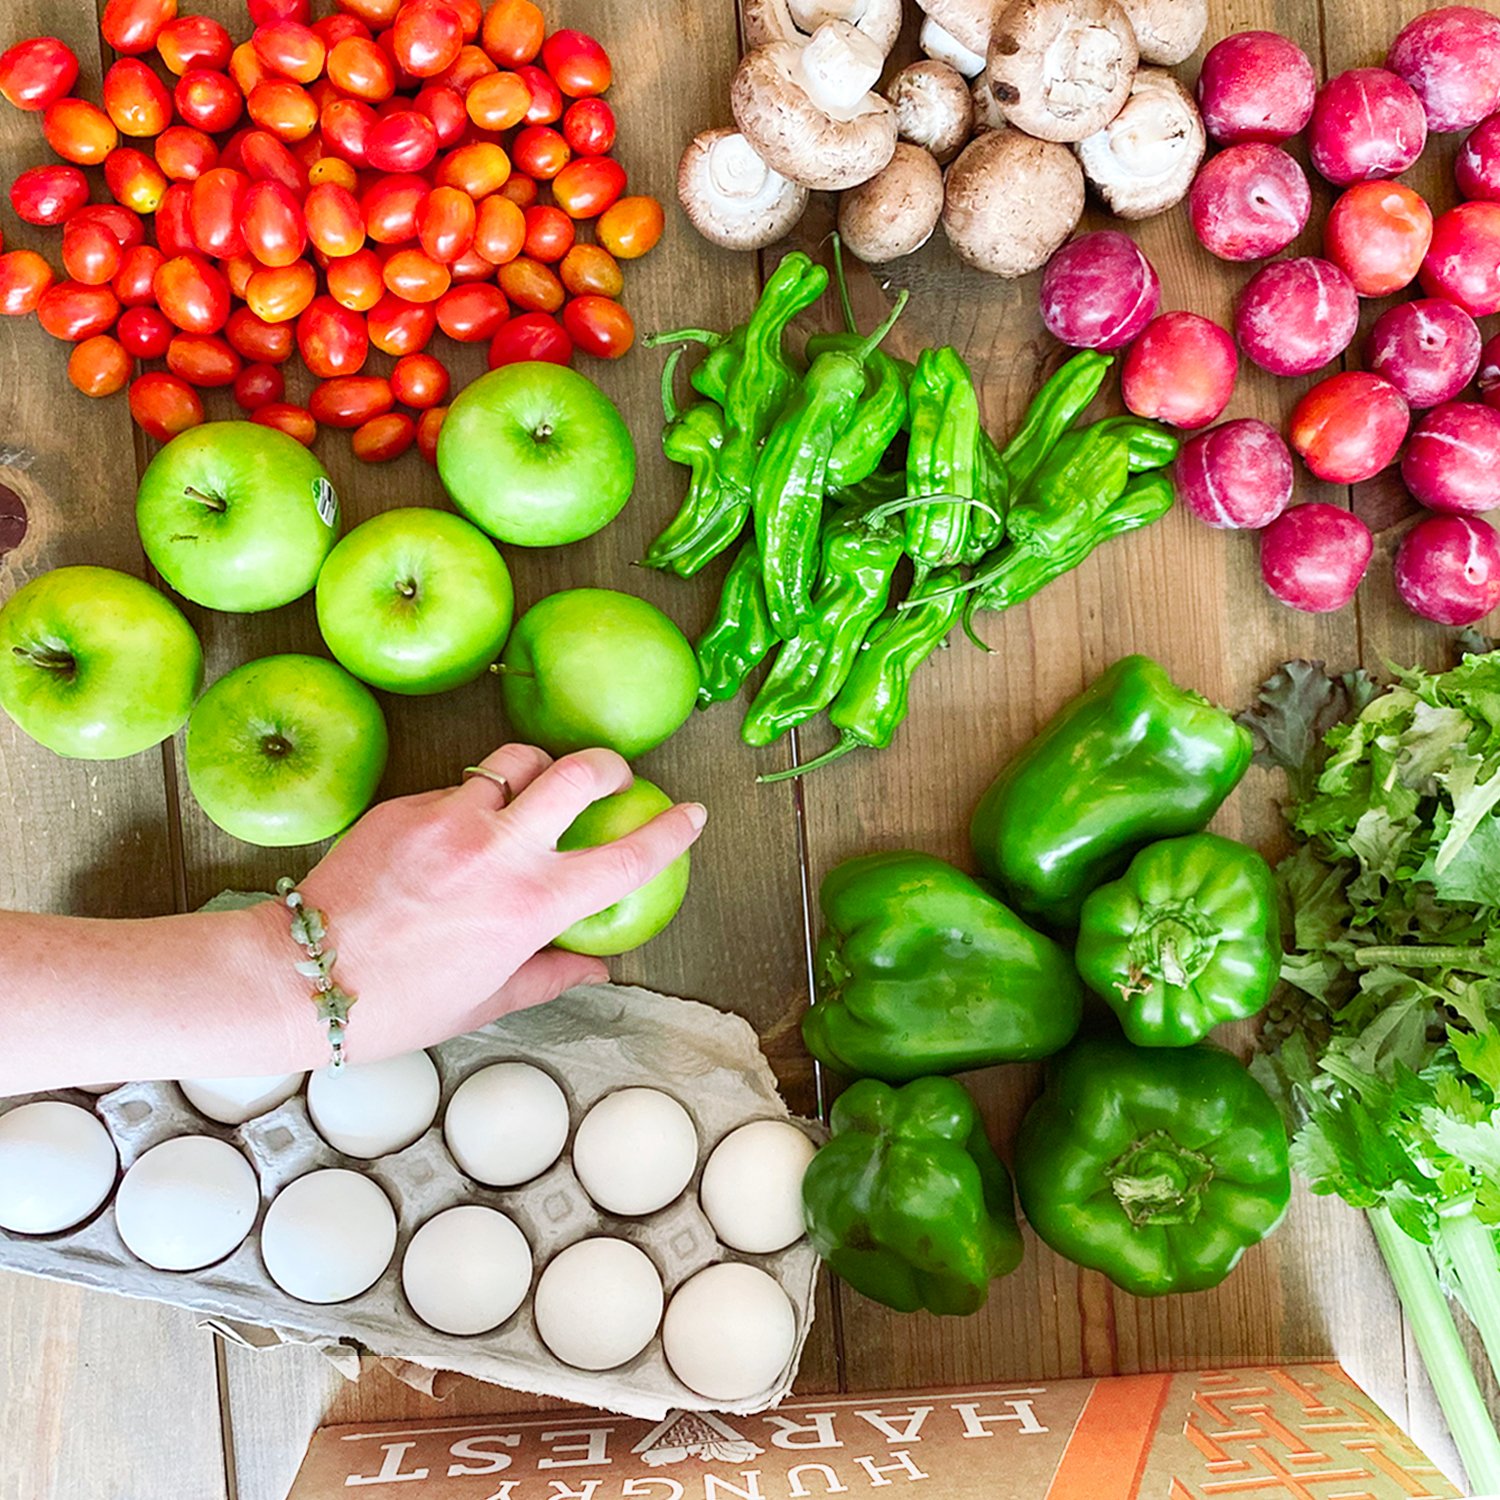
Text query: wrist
233 895 331 1073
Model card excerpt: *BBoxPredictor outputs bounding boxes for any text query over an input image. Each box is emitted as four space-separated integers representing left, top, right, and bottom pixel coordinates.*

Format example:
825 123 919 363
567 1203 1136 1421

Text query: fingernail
684 802 708 831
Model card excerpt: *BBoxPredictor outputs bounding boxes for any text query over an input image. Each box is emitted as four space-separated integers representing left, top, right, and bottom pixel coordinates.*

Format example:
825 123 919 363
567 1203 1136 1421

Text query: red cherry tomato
242 179 308 267
312 15 371 50
434 141 510 198
222 253 256 300
113 244 163 306
447 0 482 40
551 155 626 219
488 309 570 366
498 173 538 210
67 335 132 398
562 294 633 359
497 254 563 313
413 83 467 146
155 125 219 181
154 183 196 257
245 260 317 322
309 374 394 427
233 361 285 412
102 0 178 56
154 252 231 333
389 351 449 407
521 204 573 262
103 61 172 139
516 64 562 124
327 247 385 311
393 1 464 78
0 251 55 315
10 164 88 226
417 185 476 263
248 79 318 141
291 127 327 169
473 194 525 265
327 36 395 102
367 291 436 354
240 130 309 197
383 247 451 302
225 305 294 362
446 246 493 281
559 242 622 299
62 220 123 286
0 38 79 111
362 173 427 242
540 29 611 99
297 294 369 377
248 0 310 24
157 15 233 74
322 98 379 164
37 281 120 342
118 304 173 356
43 98 118 166
166 332 241 386
467 71 530 131
366 109 438 172
105 149 169 214
335 0 400 25
415 404 446 462
70 203 143 248
352 410 416 462
129 372 204 441
437 42 495 93
188 168 247 258
253 20 325 83
229 40 270 96
435 281 508 341
481 0 544 67
175 70 243 133
511 124 568 180
561 98 616 157
304 182 366 258
252 401 316 444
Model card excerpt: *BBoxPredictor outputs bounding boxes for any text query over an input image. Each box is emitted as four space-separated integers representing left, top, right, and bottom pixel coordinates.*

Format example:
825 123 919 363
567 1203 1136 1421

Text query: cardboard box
284 1365 1460 1499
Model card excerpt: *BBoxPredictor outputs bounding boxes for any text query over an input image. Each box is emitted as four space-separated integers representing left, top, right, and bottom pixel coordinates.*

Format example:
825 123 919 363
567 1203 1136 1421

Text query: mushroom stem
920 15 986 76
789 0 860 28
795 22 885 114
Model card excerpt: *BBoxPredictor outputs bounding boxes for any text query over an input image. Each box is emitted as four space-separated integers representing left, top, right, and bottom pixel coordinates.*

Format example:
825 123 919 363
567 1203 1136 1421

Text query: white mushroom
741 0 903 58
1074 67 1204 219
731 21 898 190
886 61 974 163
941 125 1085 277
838 144 946 262
971 76 1005 132
678 128 810 249
916 0 1002 59
920 15 987 77
988 0 1140 144
1116 0 1206 66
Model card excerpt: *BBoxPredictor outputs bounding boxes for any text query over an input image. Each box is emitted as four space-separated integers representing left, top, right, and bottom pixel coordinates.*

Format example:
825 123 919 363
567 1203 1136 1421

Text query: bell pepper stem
757 736 860 783
659 346 685 425
959 601 996 654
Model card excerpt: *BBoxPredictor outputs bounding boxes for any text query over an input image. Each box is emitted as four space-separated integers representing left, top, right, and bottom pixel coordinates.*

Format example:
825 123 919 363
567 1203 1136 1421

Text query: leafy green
1237 658 1378 803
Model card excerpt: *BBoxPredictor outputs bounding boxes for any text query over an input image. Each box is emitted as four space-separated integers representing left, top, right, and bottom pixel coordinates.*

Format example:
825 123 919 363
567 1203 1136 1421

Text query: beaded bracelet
275 877 356 1072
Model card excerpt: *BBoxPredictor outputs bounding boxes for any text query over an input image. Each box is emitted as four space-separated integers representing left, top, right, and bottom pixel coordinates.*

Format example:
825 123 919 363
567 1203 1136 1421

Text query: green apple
315 508 514 696
555 777 690 956
185 654 388 847
436 362 635 547
500 588 699 758
136 422 340 613
0 565 203 759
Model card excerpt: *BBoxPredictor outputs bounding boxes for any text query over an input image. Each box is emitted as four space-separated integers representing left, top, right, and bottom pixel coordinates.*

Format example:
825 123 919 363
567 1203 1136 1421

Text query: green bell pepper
802 1075 1023 1315
802 850 1084 1080
1014 1035 1291 1297
1075 834 1281 1048
970 656 1253 931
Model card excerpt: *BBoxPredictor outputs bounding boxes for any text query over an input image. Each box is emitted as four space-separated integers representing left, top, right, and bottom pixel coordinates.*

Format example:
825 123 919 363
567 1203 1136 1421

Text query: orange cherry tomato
559 242 622 299
62 219 123 286
242 179 308 266
154 183 197 257
390 351 449 407
327 35 396 101
511 125 569 181
252 20 325 83
333 0 399 27
322 98 379 164
362 172 428 242
229 40 270 95
297 294 369 377
552 155 626 219
309 373 394 427
37 281 120 341
383 246 451 302
437 43 495 93
473 193 525 264
102 61 172 138
393 1 464 78
233 361 285 412
352 410 416 461
248 79 318 141
0 38 80 112
68 333 131 396
166 332 242 386
367 291 436 354
562 293 633 359
189 167 248 257
0 250 55 314
44 98 118 165
417 185 476 263
435 141 509 198
155 125 219 181
240 129 309 197
467 70 530 131
327 247 386 311
305 182 366 258
113 243 163 306
154 252 230 332
129 371 204 441
595 194 664 260
118 304 172 356
497 254 562 313
102 0 178 57
221 252 257 299
540 29 611 98
447 0 482 39
435 281 508 341
252 400 316 445
226 306 295 362
481 0 543 67
103 147 167 214
488 309 570 366
245 259 317 322
521 203 573 263
308 155 358 190
175 69 244 133
497 175 537 212
10 164 88 225
415 403 446 462
158 15 233 74
516 64 562 124
561 97 615 156
413 83 467 146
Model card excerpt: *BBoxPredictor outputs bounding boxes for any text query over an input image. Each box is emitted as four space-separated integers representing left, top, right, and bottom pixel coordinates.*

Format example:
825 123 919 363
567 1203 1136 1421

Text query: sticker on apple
314 478 339 529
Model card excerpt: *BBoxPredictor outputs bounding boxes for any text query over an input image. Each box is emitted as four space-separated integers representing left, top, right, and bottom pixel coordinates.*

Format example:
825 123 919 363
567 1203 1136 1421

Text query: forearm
0 902 326 1096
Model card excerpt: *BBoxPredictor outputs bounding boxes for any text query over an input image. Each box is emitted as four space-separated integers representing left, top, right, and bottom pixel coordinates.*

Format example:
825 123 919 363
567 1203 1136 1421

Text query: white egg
402 1205 532 1335
572 1088 698 1216
444 1062 569 1187
261 1168 397 1304
701 1120 818 1255
114 1135 259 1271
307 1050 440 1159
533 1238 663 1370
663 1261 798 1402
179 1072 305 1126
0 1101 118 1235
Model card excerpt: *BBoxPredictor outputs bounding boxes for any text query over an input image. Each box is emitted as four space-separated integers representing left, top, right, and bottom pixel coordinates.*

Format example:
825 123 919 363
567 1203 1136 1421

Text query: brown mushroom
919 14 987 77
678 128 810 249
1116 0 1206 66
731 21 899 191
988 0 1139 143
887 61 974 163
741 0 903 59
1073 67 1204 219
971 75 1005 132
838 144 946 262
915 0 1002 59
941 126 1084 276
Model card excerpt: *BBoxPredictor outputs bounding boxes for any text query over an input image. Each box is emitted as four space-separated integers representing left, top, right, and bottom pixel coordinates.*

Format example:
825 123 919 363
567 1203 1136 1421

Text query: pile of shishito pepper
645 241 1182 777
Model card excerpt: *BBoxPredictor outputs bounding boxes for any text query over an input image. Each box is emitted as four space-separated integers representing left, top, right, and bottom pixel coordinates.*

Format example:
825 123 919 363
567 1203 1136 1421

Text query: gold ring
462 765 511 806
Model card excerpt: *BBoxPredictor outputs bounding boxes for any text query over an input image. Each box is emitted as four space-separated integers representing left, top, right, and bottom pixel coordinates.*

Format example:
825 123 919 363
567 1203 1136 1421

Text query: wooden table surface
1 0 1490 1495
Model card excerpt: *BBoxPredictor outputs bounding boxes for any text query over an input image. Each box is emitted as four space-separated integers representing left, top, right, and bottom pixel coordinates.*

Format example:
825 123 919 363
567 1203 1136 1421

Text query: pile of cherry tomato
0 0 664 462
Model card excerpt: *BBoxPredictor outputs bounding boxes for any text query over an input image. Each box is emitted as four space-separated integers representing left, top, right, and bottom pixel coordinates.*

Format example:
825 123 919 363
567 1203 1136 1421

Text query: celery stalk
1438 1213 1500 1392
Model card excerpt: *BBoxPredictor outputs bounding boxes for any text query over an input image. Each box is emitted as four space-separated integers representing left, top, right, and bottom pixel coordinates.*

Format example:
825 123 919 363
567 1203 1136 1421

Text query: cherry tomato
166 332 241 386
551 155 626 219
104 149 168 214
351 410 415 461
302 182 364 260
448 0 483 39
67 334 132 398
389 351 449 407
559 242 622 299
383 247 451 302
228 42 269 96
326 36 394 102
517 64 562 125
489 309 570 366
155 183 197 257
248 80 318 141
511 125 569 181
118 304 172 357
43 98 118 166
310 373 393 426
226 305 295 362
435 281 508 342
103 62 172 141
297 294 369 377
562 97 616 158
435 141 510 198
62 220 123 286
248 0 310 23
519 203 571 263
154 252 230 333
562 295 633 359
113 244 164 306
472 193 525 265
335 0 400 25
541 30 611 99
242 180 307 266
415 403 446 462
252 401 316 444
416 185 476 263
187 169 245 258
362 173 427 242
291 128 327 169
102 0 178 56
595 194 664 260
307 155 357 190
327 247 385 311
245 260 317 322
444 246 492 281
413 83 467 146
497 254 562 313
157 15 233 74
393 1 464 78
322 98 378 165
233 361 285 412
366 110 438 173
70 203 143 248
221 253 254 300
37 281 120 342
0 38 79 111
498 173 538 210
175 70 243 133
129 372 204 441
481 0 543 67
10 165 87 226
466 70 530 131
312 14 371 49
438 44 496 93
252 20 325 83
155 125 219 181
367 291 436 354
0 251 55 315
240 130 309 198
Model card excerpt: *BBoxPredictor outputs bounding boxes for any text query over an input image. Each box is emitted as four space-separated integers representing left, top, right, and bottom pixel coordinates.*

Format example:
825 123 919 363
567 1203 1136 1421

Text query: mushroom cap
919 14 988 77
1074 67 1205 219
941 125 1085 276
988 0 1140 143
731 25 899 191
678 128 810 250
838 143 946 262
972 75 1006 131
1117 0 1206 65
887 60 975 162
916 0 1003 59
741 0 903 57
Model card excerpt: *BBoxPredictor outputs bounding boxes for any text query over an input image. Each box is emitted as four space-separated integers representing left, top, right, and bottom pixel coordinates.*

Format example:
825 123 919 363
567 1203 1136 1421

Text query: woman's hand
281 744 706 1062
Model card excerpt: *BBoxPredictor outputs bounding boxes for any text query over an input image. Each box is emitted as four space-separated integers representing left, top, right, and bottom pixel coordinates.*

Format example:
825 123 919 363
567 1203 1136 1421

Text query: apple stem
13 643 75 677
261 733 291 759
397 578 418 600
182 485 228 513
531 422 553 443
490 664 533 678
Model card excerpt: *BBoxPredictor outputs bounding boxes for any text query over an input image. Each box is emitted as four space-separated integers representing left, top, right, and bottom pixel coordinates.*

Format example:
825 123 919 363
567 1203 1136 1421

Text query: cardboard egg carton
0 983 823 1419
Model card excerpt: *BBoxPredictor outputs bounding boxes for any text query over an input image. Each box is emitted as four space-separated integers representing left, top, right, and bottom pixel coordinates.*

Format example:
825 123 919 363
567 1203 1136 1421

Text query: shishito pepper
999 349 1114 494
802 850 1084 1080
695 538 778 707
971 655 1253 931
644 396 729 576
801 1075 1024 1316
1014 1035 1291 1297
1075 834 1281 1048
